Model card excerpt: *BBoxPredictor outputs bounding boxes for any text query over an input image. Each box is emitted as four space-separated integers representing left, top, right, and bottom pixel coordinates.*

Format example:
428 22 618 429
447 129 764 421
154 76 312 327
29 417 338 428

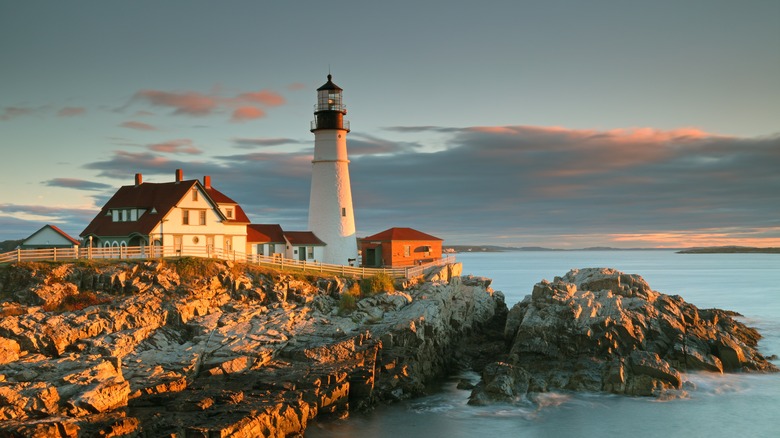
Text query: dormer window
226 208 233 219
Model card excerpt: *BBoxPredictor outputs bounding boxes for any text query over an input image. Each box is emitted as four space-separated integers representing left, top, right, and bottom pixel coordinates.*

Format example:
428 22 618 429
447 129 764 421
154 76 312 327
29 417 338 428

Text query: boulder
472 268 777 404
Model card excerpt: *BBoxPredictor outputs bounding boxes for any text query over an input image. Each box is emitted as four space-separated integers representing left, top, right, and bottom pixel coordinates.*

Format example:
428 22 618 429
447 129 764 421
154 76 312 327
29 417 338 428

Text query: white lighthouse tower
308 74 358 265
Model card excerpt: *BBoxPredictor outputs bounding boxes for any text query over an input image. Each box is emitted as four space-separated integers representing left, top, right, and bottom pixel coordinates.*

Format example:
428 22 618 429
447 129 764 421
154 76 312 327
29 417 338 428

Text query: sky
1 0 779 249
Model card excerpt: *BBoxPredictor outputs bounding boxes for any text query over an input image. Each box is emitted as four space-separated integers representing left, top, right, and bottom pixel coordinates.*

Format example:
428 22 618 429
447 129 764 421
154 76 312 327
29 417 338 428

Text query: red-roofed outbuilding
359 227 443 267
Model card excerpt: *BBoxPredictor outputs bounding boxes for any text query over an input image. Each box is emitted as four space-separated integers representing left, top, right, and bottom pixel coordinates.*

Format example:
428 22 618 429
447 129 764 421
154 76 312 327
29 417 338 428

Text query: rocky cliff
0 259 505 437
469 268 777 405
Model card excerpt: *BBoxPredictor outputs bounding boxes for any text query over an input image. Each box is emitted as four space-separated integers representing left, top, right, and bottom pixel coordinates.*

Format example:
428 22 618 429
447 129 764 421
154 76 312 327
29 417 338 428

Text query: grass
338 282 362 315
360 272 395 296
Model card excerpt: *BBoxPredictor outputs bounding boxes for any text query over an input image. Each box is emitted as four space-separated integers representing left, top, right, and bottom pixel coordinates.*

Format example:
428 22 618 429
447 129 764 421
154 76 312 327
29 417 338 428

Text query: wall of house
144 188 246 255
383 240 443 267
22 227 78 248
285 245 325 263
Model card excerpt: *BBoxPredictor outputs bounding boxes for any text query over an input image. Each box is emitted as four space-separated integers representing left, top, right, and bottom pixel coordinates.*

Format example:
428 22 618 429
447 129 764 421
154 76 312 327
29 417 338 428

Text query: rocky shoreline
0 259 504 437
1 261 776 437
469 268 777 405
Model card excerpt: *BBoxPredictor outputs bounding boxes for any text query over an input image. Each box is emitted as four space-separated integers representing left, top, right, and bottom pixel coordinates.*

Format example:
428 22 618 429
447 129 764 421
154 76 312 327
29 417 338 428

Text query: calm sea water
308 251 780 438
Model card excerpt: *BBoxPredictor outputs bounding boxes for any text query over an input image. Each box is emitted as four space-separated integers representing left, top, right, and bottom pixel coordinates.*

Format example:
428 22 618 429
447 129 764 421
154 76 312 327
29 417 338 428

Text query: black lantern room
311 74 350 132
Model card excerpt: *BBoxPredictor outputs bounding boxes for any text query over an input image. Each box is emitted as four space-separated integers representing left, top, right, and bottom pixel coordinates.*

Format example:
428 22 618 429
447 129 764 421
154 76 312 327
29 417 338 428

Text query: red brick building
359 227 443 267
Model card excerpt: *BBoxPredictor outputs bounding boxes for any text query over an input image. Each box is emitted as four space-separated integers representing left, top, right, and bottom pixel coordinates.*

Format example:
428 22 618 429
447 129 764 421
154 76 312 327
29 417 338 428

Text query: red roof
247 224 285 243
81 180 197 237
205 186 250 224
284 231 325 246
362 227 442 242
47 224 81 245
24 224 80 246
80 179 248 238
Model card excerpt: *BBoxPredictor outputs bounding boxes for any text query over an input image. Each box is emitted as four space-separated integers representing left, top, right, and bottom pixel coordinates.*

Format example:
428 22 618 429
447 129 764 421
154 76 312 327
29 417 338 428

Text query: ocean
307 250 780 437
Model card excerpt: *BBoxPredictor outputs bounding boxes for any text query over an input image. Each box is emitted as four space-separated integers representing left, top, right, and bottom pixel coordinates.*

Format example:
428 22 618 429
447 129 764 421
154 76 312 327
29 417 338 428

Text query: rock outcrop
0 259 504 437
470 268 777 405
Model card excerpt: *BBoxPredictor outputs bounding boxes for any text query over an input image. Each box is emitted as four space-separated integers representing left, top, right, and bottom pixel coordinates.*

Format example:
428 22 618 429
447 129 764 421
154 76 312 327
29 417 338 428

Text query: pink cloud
120 121 157 131
148 139 202 155
134 90 218 116
237 90 285 106
231 106 266 122
287 82 306 91
0 106 35 121
57 107 86 117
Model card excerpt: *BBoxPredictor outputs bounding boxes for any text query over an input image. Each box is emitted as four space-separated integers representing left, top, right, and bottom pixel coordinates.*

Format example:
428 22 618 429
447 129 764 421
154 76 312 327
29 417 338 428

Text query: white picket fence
0 245 455 280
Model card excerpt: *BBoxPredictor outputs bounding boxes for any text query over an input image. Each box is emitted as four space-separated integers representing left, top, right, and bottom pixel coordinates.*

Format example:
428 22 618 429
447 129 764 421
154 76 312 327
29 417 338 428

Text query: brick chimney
135 173 143 186
203 175 211 189
175 169 183 182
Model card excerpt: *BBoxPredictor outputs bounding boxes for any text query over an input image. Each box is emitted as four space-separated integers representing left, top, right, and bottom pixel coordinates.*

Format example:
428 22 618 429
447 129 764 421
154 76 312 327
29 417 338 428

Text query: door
298 247 306 261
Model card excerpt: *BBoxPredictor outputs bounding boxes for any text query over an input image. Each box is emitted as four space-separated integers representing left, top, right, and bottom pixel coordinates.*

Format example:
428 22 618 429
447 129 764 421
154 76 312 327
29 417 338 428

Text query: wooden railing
0 246 455 280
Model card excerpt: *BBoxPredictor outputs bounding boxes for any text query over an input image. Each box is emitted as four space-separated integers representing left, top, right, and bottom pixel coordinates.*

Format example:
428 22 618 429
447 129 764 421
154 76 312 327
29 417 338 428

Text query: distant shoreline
676 247 780 254
445 245 780 254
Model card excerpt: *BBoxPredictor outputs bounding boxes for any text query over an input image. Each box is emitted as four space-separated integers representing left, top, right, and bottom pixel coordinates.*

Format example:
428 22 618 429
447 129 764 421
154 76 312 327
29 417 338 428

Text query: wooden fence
0 245 455 280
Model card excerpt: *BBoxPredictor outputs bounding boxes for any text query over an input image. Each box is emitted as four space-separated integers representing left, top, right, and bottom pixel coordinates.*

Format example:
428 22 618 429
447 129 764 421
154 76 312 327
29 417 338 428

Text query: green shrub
360 273 394 296
338 293 358 315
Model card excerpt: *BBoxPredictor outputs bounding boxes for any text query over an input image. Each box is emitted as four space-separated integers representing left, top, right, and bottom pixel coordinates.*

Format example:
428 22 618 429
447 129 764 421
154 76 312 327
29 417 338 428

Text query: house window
130 209 138 221
121 210 127 222
199 210 206 225
112 210 119 222
192 189 198 201
182 210 190 225
257 244 264 255
404 245 411 257
226 208 233 219
307 246 314 258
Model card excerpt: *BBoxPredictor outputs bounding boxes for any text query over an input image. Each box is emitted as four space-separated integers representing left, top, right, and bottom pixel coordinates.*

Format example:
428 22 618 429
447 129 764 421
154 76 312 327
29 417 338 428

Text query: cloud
120 121 157 131
134 90 217 116
0 106 36 121
231 106 266 122
0 204 99 241
130 87 288 122
237 90 285 106
233 137 302 148
66 124 780 248
287 83 306 91
347 133 423 156
148 139 203 155
83 151 175 178
57 107 86 117
43 178 113 191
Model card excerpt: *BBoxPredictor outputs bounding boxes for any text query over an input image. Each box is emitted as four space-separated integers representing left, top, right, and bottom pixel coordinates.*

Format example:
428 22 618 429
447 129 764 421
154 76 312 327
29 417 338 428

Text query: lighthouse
308 74 358 265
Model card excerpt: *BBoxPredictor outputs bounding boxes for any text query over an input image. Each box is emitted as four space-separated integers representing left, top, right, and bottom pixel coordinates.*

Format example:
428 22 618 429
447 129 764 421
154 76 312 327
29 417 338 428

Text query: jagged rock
0 259 503 436
471 268 777 404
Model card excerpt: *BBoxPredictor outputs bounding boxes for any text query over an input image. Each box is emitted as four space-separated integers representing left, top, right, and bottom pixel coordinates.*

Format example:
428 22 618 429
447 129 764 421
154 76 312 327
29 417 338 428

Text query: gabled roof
284 231 326 246
362 227 443 242
23 224 80 246
205 186 250 223
81 180 198 238
247 224 285 244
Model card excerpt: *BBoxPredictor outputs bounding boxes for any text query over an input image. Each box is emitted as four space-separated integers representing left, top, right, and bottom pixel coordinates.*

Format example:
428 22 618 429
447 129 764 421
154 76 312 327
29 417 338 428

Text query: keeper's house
359 227 442 268
80 169 248 256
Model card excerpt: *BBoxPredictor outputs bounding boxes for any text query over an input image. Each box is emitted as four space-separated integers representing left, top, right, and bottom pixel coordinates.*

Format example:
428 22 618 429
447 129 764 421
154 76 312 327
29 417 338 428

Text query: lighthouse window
341 207 346 217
